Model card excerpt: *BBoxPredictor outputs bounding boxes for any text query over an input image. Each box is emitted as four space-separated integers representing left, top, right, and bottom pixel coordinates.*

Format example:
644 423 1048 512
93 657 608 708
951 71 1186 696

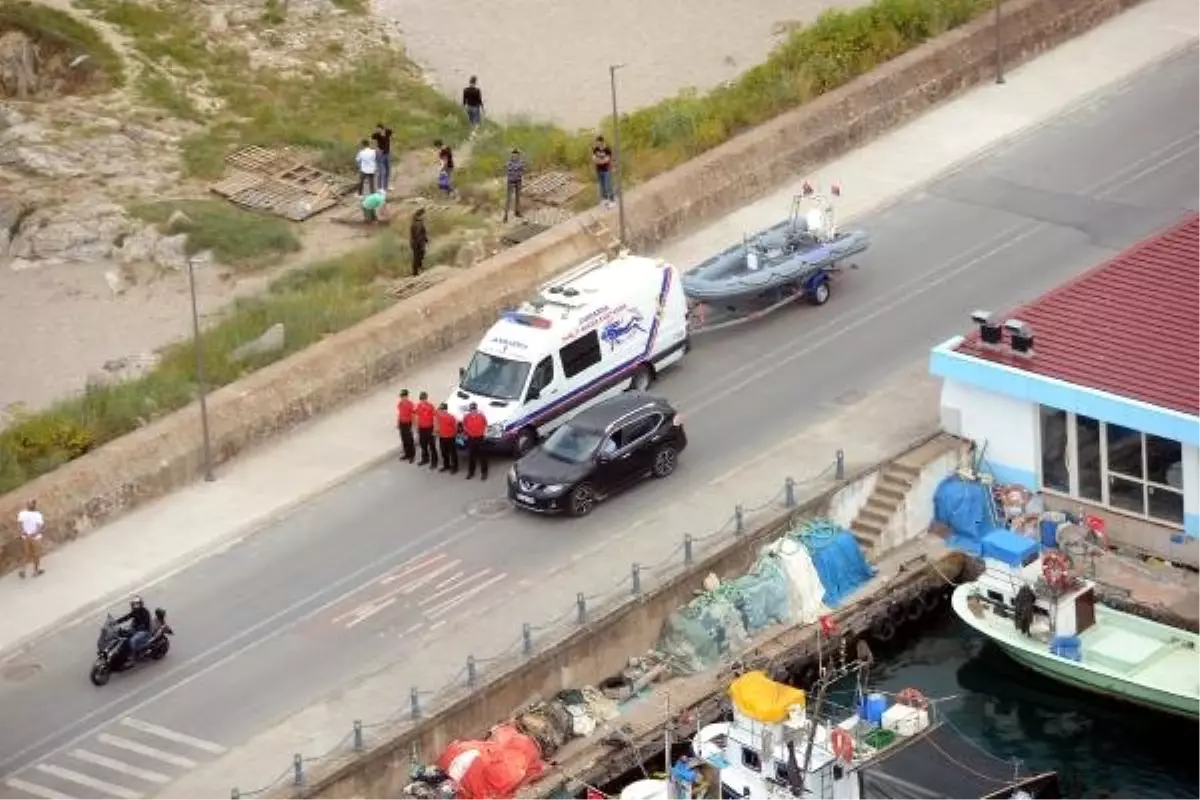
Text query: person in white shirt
17 498 45 578
355 139 378 196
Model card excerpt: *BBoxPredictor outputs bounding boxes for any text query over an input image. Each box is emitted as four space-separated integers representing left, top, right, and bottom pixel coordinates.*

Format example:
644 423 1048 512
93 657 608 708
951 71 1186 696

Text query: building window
1038 407 1185 526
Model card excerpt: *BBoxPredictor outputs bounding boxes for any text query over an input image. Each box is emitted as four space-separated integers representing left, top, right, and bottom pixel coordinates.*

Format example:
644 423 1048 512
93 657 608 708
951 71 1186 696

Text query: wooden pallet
523 171 586 206
225 145 296 174
222 178 340 222
212 146 355 221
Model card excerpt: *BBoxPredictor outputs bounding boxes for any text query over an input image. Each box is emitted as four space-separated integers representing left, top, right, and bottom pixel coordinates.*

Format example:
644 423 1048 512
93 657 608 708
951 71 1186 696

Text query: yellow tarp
729 670 806 723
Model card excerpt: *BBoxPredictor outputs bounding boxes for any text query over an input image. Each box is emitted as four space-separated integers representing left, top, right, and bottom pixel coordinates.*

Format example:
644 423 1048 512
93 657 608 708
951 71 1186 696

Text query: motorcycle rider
116 596 153 660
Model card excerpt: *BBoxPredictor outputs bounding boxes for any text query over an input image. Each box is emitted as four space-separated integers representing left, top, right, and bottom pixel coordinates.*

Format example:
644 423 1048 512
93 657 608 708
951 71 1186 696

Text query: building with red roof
930 214 1199 548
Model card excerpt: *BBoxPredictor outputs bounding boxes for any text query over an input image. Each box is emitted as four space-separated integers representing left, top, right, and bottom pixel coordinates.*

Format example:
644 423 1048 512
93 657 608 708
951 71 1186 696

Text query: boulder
0 143 83 178
9 202 133 263
231 323 286 362
103 268 126 296
151 233 189 271
86 352 162 390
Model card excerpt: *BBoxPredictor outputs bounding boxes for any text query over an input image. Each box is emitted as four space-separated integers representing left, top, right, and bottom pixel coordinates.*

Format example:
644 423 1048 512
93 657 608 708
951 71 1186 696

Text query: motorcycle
90 607 173 686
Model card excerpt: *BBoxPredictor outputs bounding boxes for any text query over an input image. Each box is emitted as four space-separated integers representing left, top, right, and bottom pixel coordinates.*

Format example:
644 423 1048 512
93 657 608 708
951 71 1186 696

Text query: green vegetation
0 0 995 493
129 199 302 269
0 0 125 91
0 208 477 493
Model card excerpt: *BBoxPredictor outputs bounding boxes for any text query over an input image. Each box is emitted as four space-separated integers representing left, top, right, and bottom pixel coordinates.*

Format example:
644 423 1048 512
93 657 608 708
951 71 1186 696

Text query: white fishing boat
951 529 1200 720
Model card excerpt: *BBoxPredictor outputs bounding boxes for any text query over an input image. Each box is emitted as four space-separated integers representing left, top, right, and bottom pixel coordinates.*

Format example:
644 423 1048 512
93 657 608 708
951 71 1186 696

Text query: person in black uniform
116 595 152 659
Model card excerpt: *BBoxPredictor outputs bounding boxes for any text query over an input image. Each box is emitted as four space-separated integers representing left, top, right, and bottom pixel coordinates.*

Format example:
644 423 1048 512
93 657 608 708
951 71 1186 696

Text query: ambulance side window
527 357 555 401
560 331 602 379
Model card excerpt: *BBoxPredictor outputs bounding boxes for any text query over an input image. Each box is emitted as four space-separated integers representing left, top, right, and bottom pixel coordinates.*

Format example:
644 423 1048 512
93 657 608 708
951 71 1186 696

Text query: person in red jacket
461 402 489 481
415 391 437 469
435 402 460 474
395 389 416 463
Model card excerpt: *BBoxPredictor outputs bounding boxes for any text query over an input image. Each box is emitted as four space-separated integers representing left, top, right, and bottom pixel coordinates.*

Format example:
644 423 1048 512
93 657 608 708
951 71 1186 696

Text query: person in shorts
17 498 45 578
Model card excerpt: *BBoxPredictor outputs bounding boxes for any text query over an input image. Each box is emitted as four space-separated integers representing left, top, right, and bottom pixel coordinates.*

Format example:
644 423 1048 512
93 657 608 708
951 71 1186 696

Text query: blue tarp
933 475 996 555
981 529 1039 567
790 519 875 607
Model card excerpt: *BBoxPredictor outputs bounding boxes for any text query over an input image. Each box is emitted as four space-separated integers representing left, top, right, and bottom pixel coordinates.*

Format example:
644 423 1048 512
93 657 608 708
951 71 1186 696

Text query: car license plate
516 493 535 505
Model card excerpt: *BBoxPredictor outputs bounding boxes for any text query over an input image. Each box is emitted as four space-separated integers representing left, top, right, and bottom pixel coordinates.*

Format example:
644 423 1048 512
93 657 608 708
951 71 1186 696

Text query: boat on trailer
681 183 869 327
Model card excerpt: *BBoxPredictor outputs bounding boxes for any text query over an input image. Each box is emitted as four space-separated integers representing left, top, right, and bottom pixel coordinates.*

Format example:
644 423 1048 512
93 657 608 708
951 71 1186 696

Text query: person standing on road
17 498 45 578
372 123 393 189
503 148 525 223
435 402 460 474
462 402 489 481
355 138 378 196
396 389 416 463
409 208 429 275
592 135 614 206
462 76 484 135
415 391 438 469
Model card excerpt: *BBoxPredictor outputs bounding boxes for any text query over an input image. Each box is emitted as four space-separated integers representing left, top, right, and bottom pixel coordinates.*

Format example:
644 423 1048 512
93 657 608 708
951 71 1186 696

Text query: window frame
559 331 603 380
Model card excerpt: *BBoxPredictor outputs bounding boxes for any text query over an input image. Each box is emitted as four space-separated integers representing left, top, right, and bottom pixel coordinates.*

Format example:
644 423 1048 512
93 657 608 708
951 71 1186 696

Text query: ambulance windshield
461 351 532 401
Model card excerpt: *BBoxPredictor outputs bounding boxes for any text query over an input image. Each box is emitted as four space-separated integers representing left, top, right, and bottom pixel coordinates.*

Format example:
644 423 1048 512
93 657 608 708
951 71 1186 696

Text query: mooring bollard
353 720 363 751
785 476 796 508
576 592 587 624
467 655 478 687
735 504 745 535
293 753 303 786
522 622 533 656
684 533 694 565
836 449 845 480
631 563 641 595
410 686 421 720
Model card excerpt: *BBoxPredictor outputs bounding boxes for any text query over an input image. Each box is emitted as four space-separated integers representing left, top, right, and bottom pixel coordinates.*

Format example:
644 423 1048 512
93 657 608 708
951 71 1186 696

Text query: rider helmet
131 595 144 610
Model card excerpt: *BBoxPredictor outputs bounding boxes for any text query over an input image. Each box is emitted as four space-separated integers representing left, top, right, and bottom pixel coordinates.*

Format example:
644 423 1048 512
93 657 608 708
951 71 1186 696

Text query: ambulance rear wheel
514 427 538 457
628 365 654 392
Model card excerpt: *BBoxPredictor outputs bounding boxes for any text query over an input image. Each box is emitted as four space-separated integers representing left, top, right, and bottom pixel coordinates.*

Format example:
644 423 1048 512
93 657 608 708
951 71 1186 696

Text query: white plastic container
881 703 930 737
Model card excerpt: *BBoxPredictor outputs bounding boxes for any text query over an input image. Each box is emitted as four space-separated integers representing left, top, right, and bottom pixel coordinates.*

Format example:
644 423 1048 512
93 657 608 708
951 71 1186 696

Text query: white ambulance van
448 252 690 455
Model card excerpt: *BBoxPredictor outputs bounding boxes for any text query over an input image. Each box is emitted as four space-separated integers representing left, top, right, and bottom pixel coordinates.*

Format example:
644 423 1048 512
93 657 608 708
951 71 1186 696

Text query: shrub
129 199 302 269
0 0 125 91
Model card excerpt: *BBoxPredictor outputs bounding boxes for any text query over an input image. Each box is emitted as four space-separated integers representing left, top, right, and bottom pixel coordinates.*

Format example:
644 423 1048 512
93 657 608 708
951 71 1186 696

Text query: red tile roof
953 213 1199 416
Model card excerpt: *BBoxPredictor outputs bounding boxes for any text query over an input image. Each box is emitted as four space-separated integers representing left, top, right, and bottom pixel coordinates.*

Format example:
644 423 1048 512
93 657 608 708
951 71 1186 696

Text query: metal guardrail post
836 449 845 480
231 790 240 799
467 656 477 687
684 534 693 565
785 477 797 507
292 754 303 786
734 504 745 535
410 687 421 720
576 592 587 624
353 720 363 751
631 563 641 595
522 623 533 656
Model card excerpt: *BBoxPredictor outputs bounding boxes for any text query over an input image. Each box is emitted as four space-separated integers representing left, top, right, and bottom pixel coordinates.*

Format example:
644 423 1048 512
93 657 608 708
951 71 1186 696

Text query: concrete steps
849 434 964 558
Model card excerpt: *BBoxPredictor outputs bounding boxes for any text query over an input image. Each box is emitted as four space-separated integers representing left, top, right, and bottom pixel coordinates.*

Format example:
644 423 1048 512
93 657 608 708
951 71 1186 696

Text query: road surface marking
379 553 447 585
119 718 227 754
67 750 170 784
434 571 464 590
419 569 491 606
425 573 507 619
33 764 141 799
95 735 197 769
395 560 461 595
345 597 397 629
428 620 446 632
403 622 424 635
332 559 462 626
4 778 72 799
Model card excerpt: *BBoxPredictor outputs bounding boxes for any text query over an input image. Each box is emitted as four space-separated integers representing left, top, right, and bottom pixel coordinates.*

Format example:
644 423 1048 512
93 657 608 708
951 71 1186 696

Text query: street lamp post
187 256 215 482
994 0 1005 84
608 63 628 246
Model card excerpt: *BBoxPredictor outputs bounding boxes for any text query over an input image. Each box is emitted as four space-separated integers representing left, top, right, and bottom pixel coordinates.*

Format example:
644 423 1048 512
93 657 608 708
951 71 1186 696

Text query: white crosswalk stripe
2 718 227 799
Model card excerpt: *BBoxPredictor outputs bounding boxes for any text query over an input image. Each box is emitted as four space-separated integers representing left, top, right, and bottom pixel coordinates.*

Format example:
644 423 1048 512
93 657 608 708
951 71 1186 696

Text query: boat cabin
973 530 1097 642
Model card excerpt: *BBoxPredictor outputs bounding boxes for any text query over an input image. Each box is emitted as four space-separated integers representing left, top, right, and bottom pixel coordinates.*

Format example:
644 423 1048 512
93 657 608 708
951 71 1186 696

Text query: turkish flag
819 615 837 636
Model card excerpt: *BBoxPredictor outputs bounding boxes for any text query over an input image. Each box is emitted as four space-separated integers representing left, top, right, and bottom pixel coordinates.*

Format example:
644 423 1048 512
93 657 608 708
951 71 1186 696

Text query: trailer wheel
809 281 831 306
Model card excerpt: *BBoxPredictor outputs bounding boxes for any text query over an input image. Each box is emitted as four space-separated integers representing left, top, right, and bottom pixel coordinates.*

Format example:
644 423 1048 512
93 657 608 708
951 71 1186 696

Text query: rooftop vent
1005 319 1034 355
971 310 1003 346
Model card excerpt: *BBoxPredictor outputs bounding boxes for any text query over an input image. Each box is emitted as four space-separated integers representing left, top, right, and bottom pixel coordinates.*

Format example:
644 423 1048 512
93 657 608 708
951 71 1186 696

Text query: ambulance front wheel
513 427 538 457
628 364 654 392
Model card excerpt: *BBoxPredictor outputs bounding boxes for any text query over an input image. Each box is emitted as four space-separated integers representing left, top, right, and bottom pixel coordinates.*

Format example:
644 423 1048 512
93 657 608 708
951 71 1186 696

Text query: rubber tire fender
871 616 896 643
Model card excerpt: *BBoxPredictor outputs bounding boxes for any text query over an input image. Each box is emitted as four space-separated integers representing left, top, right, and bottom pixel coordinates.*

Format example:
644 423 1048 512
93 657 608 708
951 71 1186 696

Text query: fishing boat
951 529 1200 720
688 640 1059 799
680 183 869 307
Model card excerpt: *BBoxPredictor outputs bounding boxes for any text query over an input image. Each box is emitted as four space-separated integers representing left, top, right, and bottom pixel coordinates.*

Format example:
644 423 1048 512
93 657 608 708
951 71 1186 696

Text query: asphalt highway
0 49 1196 800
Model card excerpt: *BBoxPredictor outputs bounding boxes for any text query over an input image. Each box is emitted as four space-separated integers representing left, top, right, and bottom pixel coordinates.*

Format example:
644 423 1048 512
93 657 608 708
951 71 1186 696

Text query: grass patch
129 199 302 268
0 0 125 91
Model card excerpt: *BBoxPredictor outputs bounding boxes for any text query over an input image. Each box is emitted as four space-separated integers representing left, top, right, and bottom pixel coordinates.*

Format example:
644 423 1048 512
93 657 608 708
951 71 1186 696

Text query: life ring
830 728 855 763
887 602 906 624
871 617 896 643
1042 551 1073 591
896 688 929 710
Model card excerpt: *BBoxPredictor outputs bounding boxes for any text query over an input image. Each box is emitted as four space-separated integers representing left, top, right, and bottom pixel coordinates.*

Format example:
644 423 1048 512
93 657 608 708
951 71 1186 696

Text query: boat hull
951 584 1199 720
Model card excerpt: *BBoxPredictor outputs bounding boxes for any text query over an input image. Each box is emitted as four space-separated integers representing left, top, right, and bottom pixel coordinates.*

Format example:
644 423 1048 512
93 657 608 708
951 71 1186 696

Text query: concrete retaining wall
0 0 1144 572
296 432 964 799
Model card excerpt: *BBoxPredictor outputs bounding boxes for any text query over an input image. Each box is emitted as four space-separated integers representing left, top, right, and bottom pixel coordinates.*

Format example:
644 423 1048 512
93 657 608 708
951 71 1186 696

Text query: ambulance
448 252 690 455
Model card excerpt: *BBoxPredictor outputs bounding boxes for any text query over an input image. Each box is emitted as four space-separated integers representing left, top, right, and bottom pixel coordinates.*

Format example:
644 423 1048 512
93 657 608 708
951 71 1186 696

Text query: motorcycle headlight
487 423 504 438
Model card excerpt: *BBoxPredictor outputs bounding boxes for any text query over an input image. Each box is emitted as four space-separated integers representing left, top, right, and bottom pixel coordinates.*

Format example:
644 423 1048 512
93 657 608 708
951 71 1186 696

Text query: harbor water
865 613 1200 799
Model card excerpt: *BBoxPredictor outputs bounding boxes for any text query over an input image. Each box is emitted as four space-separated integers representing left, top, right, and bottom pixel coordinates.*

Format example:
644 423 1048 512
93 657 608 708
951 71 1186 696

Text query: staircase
848 434 965 558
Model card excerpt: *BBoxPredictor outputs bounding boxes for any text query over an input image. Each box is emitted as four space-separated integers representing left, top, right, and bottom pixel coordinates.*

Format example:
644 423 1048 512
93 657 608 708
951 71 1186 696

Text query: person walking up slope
415 391 438 469
462 76 484 136
435 403 460 474
462 402 489 480
396 389 416 463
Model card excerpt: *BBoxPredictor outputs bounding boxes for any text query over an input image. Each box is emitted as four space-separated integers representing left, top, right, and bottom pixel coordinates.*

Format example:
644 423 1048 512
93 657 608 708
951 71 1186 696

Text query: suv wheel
514 427 538 457
567 484 597 517
652 445 678 478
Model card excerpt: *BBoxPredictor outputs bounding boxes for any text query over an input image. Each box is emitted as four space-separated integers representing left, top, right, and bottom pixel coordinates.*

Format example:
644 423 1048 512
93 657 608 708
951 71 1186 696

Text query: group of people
395 390 491 480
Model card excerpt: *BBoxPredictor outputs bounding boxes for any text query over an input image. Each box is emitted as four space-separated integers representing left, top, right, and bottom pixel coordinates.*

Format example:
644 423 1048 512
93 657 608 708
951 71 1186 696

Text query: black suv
506 392 687 517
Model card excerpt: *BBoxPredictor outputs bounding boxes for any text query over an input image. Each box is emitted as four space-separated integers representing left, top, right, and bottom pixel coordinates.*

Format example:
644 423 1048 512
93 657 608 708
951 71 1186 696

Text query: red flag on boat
586 788 608 799
819 615 837 636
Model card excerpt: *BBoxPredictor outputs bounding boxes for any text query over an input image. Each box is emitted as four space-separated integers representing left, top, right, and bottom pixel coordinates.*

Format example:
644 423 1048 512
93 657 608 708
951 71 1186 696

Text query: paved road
0 50 1196 800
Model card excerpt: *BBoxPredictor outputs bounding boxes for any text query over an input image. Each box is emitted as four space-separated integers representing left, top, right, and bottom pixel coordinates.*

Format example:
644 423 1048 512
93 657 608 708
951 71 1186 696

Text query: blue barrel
862 692 887 725
1040 519 1059 548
